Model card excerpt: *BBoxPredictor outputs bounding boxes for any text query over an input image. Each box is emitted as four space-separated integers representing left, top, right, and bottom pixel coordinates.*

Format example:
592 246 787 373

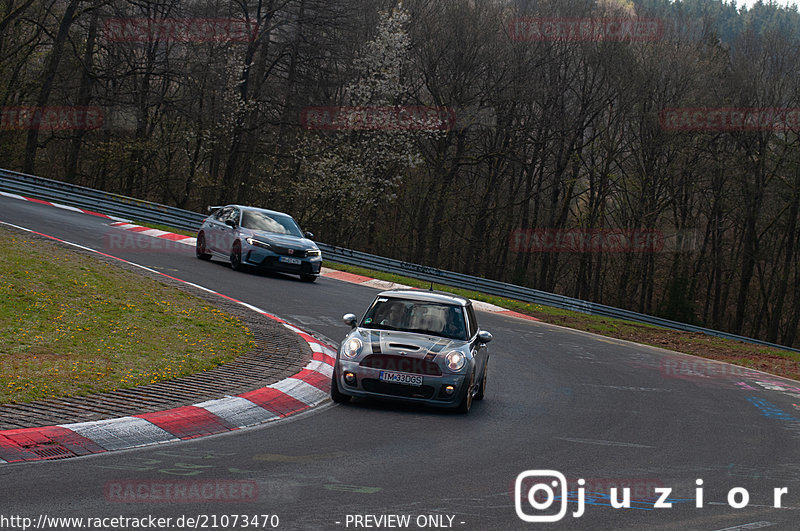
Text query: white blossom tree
292 1 429 244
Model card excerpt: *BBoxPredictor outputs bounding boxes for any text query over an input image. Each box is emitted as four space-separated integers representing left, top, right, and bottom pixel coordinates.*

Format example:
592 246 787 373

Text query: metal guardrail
2 166 798 353
0 168 206 232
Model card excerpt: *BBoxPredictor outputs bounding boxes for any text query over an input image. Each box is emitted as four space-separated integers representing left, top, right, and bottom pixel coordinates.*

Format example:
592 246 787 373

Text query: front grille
271 246 307 257
362 379 435 399
360 354 441 376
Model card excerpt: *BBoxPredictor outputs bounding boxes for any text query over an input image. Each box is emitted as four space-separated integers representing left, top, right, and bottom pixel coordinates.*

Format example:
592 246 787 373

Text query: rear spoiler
207 205 223 213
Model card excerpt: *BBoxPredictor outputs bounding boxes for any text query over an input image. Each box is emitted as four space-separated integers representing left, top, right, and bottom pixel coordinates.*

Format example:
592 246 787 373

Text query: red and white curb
109 221 196 246
0 221 337 464
0 190 130 222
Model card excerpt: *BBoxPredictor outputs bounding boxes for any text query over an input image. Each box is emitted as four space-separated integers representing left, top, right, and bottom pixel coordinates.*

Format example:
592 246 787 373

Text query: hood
243 230 317 250
360 329 463 356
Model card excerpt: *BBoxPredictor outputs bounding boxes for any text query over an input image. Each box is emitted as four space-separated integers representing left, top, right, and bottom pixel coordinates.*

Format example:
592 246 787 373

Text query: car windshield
241 210 303 237
361 298 468 341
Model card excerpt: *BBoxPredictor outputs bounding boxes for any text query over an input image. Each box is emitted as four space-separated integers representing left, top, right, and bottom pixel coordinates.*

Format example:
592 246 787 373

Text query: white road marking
555 437 655 448
713 521 776 530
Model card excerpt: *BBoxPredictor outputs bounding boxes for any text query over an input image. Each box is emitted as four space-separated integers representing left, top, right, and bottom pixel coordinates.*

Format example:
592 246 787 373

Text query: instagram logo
515 470 584 522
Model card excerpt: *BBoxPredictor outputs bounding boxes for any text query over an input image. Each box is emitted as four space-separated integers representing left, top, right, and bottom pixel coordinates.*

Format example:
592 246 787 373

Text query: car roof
220 205 295 218
375 289 470 307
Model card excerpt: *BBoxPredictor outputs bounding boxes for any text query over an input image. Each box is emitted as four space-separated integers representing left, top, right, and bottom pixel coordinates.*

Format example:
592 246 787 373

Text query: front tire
196 233 212 260
474 358 488 401
230 241 245 271
331 370 351 403
300 274 317 283
456 370 475 414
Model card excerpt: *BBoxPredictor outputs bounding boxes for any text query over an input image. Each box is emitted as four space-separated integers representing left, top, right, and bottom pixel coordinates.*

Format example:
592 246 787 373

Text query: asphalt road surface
2 195 800 530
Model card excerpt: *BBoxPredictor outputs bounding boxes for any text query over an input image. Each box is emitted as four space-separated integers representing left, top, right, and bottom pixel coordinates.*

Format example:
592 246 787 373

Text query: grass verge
0 226 255 403
323 261 800 381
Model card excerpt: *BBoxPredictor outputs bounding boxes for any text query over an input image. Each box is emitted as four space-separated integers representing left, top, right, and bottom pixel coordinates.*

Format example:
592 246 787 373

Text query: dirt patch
24 347 64 360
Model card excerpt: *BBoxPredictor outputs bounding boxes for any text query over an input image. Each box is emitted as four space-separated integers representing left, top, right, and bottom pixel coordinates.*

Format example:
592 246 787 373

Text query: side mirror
225 219 236 228
478 330 493 344
343 313 358 328
304 231 315 240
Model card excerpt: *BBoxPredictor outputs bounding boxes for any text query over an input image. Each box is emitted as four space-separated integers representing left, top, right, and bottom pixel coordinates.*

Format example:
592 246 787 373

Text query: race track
2 195 799 530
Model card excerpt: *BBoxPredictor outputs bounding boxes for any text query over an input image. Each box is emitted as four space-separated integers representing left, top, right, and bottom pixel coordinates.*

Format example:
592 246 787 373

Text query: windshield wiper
404 328 448 338
364 322 401 331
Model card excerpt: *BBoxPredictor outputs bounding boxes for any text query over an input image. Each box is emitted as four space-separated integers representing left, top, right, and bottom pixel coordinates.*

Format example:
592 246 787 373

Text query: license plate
379 371 422 386
279 256 302 265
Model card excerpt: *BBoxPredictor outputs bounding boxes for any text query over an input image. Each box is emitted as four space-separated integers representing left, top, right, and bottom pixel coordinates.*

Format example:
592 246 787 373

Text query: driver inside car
443 306 466 338
379 303 405 328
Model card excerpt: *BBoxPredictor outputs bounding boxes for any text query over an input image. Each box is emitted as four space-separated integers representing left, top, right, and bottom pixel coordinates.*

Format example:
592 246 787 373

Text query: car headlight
306 249 321 257
444 350 466 371
245 237 271 250
342 337 363 359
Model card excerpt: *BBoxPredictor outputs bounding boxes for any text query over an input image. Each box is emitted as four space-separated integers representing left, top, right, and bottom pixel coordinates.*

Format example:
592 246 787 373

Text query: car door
466 304 488 377
218 207 240 254
206 206 231 253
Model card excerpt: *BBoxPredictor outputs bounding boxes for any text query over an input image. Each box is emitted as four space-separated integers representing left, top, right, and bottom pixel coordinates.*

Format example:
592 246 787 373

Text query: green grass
0 226 255 403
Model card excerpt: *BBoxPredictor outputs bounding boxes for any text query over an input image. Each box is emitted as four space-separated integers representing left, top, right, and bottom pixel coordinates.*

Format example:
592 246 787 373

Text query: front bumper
334 359 468 408
242 246 322 275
